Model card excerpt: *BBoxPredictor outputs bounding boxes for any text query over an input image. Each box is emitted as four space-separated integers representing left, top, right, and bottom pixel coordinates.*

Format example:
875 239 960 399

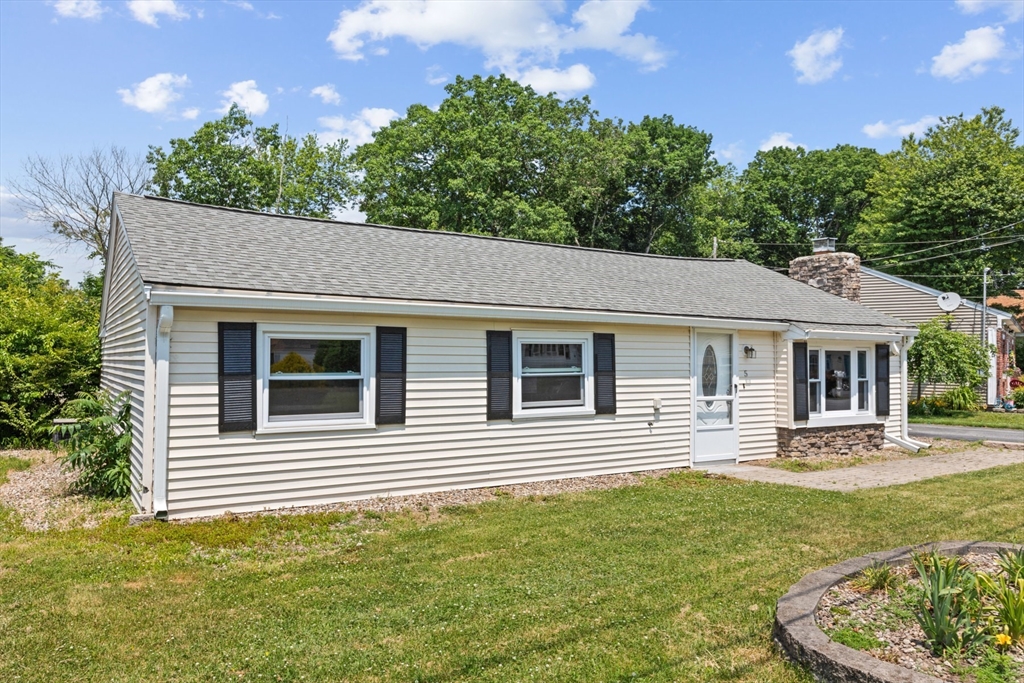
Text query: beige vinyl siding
861 270 997 398
885 350 902 439
165 309 693 519
775 336 791 431
737 330 777 461
99 218 149 511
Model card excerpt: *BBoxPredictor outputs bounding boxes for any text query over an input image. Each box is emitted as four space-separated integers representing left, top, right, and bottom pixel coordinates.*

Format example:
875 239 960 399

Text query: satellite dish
937 292 962 312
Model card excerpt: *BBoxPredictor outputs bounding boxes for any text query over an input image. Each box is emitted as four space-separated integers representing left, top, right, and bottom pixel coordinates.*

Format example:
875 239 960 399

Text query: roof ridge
116 192 738 265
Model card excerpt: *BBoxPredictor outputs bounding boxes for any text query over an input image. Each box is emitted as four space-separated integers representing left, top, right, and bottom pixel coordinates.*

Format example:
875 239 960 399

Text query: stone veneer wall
777 424 885 458
789 252 861 303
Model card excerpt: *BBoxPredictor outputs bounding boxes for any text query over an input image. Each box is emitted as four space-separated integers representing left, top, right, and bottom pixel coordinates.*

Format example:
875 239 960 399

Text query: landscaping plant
941 386 981 412
977 574 1024 645
54 390 133 498
996 547 1024 584
854 560 902 593
911 551 989 655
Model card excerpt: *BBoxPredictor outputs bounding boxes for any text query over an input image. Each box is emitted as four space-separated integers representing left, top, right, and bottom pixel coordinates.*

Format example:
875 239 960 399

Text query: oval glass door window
702 344 717 406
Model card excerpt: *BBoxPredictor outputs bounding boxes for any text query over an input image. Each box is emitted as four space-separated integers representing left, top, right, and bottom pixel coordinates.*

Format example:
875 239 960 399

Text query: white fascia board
861 266 1013 322
146 286 791 332
783 323 916 342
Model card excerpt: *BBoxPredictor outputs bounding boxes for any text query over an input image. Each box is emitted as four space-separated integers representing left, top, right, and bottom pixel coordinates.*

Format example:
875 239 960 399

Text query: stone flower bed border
774 540 1022 683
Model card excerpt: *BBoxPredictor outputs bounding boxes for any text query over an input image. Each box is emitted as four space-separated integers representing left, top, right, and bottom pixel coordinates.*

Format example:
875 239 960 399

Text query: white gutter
153 305 173 520
783 324 918 342
146 287 792 332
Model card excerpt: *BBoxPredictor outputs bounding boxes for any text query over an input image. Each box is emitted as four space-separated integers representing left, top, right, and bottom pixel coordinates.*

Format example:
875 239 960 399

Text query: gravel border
172 468 690 524
774 541 1023 683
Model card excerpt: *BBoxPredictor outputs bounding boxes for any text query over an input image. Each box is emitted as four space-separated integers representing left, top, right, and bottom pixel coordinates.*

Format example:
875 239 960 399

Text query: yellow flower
995 633 1013 647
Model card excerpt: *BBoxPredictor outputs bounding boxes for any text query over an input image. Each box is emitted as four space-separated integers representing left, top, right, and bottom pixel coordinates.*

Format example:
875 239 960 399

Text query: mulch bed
816 553 1024 682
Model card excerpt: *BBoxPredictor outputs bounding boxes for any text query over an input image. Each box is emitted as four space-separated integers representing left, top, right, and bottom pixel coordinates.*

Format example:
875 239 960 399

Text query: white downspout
153 305 173 520
899 334 929 449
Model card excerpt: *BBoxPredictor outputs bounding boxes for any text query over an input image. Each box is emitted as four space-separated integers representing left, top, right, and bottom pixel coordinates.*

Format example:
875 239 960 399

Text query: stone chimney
789 237 861 303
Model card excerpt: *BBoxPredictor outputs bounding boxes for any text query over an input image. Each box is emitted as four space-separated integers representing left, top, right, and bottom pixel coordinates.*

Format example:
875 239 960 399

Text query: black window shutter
792 342 809 422
594 333 616 414
376 327 407 425
218 322 256 433
875 344 891 417
486 331 513 420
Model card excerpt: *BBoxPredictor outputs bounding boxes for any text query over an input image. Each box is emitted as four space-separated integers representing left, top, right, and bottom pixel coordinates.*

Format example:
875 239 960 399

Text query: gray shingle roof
114 193 909 329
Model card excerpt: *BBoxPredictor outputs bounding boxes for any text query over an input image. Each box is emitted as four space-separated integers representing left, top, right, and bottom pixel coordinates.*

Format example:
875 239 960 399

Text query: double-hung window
257 325 374 432
512 332 594 417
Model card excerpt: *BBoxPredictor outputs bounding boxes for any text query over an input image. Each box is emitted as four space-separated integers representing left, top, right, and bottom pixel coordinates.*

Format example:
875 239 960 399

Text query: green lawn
2 465 1023 682
909 410 1024 430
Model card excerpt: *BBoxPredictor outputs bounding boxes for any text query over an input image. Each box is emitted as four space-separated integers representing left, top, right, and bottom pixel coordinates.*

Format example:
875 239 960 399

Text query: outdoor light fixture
743 345 757 359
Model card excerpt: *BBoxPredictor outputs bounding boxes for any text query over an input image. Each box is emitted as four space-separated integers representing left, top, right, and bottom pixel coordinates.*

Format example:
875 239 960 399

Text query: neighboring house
788 240 1021 405
101 194 916 520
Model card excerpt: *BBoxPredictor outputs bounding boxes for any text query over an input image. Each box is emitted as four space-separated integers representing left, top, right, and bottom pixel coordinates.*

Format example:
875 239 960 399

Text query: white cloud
862 115 941 139
956 0 1024 22
931 25 1010 80
218 80 269 116
517 64 596 96
310 84 342 105
759 132 802 151
425 65 449 86
326 0 668 96
52 0 106 19
318 107 400 147
117 72 189 113
0 186 99 285
126 0 189 27
181 107 200 120
225 0 254 10
714 141 744 162
787 27 844 84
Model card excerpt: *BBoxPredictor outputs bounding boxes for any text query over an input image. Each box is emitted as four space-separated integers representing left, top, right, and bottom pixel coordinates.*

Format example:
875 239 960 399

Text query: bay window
806 346 873 418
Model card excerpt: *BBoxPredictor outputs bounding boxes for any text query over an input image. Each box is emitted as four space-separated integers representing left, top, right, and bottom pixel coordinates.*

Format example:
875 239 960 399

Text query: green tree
851 107 1024 295
621 115 718 255
0 241 100 445
733 144 881 268
908 315 990 398
357 75 595 244
147 105 355 217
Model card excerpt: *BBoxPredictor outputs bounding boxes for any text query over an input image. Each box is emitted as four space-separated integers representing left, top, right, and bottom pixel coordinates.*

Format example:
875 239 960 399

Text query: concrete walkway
908 423 1023 445
706 446 1023 492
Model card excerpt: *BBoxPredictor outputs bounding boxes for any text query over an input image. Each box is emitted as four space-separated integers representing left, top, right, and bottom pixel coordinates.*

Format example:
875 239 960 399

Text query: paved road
908 423 1023 445
707 446 1023 492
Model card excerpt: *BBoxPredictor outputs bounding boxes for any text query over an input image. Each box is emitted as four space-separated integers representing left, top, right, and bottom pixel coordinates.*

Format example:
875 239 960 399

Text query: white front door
692 330 738 464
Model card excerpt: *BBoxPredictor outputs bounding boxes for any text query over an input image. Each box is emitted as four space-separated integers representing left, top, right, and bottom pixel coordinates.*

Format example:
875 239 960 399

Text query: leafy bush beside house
0 241 101 446
908 314 990 401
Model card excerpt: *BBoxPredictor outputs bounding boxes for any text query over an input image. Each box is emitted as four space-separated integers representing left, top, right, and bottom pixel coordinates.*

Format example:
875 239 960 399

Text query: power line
859 219 1023 264
871 236 1024 269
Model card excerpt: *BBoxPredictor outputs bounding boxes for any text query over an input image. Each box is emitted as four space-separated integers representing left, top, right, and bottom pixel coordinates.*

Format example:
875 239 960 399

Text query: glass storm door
693 331 738 464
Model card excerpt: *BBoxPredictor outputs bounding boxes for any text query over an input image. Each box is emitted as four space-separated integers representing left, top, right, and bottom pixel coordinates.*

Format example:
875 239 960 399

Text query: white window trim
256 323 376 434
804 343 880 428
512 330 595 419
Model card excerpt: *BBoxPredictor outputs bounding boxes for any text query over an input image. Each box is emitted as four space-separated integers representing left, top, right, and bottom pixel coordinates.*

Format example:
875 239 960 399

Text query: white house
100 194 918 520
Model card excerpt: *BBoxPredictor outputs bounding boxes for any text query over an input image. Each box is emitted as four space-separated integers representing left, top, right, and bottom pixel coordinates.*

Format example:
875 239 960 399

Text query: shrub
1008 387 1024 406
54 390 132 498
942 386 981 412
909 315 990 398
0 242 100 446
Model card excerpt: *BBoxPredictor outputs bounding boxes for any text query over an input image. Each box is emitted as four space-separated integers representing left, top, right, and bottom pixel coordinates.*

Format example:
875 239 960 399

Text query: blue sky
1 0 1022 284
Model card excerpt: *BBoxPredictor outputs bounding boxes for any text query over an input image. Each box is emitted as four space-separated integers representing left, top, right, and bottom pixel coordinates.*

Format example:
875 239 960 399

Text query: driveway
908 423 1023 445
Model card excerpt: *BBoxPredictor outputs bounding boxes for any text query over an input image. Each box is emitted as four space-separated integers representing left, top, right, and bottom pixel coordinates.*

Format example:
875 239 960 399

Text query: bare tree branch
7 146 150 261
